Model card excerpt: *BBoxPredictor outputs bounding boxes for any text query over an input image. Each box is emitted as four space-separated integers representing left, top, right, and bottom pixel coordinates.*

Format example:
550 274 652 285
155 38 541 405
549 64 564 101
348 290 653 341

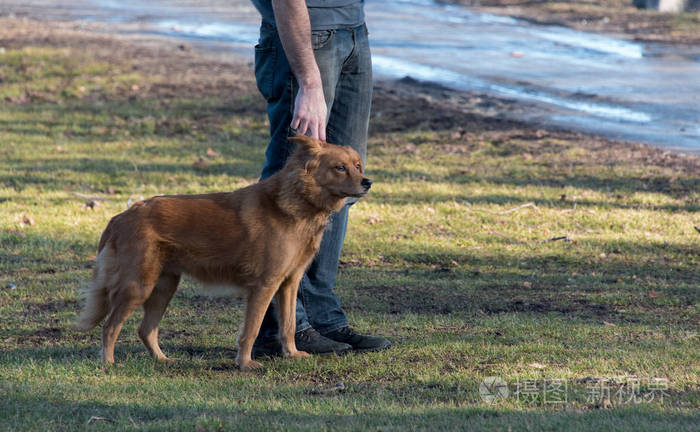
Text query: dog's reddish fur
77 136 371 370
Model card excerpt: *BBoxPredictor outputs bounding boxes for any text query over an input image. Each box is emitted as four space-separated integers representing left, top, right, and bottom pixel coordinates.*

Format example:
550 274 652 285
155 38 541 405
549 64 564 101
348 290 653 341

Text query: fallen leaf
206 148 220 158
603 321 616 327
193 157 209 169
83 200 100 210
528 362 545 369
523 281 532 288
647 289 658 299
367 216 381 225
19 215 35 227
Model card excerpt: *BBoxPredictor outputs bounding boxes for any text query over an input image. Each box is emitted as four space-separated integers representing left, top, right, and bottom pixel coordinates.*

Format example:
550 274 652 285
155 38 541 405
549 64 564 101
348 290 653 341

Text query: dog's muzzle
361 178 373 191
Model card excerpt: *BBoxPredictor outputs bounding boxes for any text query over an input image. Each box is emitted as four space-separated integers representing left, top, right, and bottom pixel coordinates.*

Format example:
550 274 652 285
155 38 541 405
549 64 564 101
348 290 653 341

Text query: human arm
271 0 327 141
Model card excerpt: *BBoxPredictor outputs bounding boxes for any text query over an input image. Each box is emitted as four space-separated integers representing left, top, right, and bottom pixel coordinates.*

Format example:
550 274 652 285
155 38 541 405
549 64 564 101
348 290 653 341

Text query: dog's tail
76 228 116 331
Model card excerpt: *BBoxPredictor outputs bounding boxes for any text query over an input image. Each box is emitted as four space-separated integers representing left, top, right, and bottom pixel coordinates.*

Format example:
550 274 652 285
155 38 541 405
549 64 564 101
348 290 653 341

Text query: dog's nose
361 178 373 189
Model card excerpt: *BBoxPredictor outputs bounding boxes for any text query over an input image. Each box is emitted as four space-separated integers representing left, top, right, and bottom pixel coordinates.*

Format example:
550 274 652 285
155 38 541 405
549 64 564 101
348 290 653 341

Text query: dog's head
288 135 372 208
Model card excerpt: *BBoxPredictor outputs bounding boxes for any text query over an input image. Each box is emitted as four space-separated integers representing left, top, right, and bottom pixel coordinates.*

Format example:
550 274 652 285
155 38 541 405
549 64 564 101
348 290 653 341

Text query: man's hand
292 84 327 141
272 0 327 141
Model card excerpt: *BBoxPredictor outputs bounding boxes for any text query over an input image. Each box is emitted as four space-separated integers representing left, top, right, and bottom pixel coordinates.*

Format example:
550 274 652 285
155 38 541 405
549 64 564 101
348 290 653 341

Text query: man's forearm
271 0 322 90
271 0 327 140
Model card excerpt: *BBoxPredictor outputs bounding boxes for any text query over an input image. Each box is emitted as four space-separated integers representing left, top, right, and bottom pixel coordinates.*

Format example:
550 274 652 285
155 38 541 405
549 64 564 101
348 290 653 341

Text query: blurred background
2 0 699 152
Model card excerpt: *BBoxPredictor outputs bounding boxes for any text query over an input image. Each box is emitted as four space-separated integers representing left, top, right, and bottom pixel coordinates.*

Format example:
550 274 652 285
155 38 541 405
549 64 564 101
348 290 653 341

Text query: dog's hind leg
236 284 280 370
138 272 180 362
102 247 162 364
275 272 310 360
101 284 143 364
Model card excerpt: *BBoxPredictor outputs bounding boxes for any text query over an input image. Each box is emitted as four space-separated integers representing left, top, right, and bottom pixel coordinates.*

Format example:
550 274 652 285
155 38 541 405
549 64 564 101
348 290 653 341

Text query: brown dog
76 135 371 370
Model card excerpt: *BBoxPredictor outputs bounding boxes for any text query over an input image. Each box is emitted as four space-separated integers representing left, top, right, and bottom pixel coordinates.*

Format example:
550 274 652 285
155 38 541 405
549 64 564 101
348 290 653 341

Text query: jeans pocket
311 29 335 50
254 44 276 100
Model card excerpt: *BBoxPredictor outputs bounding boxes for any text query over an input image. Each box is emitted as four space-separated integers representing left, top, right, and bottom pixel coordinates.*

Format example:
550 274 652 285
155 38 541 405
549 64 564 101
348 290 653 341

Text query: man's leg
302 24 389 352
253 24 310 344
253 24 389 353
253 24 351 353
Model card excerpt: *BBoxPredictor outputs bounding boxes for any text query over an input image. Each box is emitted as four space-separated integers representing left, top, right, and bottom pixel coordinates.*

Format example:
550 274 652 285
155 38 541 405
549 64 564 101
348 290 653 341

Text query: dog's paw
156 356 179 364
288 350 311 359
237 359 262 371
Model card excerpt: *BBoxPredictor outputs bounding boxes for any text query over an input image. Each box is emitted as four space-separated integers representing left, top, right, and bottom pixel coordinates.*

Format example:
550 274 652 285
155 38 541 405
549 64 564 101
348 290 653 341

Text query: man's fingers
291 116 326 139
291 117 301 131
298 118 310 137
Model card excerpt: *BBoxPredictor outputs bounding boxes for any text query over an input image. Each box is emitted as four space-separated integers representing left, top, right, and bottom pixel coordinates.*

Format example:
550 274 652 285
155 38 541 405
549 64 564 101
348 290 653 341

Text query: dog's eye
335 165 346 172
355 163 362 171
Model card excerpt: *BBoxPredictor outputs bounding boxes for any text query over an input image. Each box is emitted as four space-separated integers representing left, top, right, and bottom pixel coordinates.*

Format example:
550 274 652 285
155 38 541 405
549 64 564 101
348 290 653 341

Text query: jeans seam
287 74 295 137
295 322 312 334
299 275 310 324
312 29 336 50
318 322 348 335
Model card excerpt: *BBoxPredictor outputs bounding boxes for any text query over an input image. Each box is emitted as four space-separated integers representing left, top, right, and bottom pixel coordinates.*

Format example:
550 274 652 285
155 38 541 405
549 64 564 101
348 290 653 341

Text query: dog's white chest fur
199 283 247 297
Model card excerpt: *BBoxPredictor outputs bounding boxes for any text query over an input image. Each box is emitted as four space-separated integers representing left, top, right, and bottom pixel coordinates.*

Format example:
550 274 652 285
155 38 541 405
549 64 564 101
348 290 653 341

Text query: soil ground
447 0 700 44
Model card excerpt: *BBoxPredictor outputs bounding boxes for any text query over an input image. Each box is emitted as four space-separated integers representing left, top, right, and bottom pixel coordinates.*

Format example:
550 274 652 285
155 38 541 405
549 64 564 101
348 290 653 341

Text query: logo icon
480 376 509 403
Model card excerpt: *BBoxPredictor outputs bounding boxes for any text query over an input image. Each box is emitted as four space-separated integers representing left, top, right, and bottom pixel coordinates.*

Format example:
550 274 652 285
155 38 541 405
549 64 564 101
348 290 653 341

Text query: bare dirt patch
3 17 699 175
447 0 700 44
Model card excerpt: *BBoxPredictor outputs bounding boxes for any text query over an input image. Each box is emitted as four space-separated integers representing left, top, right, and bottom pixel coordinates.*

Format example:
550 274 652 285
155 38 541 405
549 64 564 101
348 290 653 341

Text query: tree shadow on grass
373 188 700 212
1 157 263 190
367 166 699 208
1 381 698 431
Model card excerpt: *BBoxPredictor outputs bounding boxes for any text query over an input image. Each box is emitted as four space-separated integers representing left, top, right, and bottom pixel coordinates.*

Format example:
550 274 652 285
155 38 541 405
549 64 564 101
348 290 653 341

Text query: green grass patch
1 37 698 431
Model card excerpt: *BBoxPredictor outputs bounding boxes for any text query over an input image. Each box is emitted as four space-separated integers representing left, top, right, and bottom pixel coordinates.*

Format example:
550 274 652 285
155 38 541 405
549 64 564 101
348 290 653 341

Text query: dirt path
2 16 699 171
446 0 700 44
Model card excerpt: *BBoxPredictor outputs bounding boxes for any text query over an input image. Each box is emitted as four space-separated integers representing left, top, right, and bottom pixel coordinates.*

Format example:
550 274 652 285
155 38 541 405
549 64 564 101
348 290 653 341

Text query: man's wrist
298 73 322 90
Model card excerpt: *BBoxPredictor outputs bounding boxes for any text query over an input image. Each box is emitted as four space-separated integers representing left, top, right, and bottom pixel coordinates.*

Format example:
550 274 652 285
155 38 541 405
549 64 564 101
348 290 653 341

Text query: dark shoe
322 326 392 352
252 338 283 359
252 328 352 358
295 328 352 355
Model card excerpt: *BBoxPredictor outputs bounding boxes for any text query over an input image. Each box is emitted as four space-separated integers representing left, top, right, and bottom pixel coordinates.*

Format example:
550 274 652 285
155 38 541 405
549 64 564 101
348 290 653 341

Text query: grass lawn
0 19 699 431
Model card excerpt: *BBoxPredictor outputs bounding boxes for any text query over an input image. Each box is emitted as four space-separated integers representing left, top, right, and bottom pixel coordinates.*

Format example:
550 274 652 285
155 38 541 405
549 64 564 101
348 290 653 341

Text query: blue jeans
253 23 373 340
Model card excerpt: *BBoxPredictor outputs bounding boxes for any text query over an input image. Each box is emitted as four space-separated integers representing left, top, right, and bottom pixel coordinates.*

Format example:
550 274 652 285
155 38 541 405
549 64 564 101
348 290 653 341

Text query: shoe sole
349 342 392 353
253 347 352 359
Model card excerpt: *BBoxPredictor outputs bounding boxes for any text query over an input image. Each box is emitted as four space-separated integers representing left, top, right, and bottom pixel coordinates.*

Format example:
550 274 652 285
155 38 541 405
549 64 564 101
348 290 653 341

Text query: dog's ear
304 157 320 174
289 135 324 174
288 135 323 154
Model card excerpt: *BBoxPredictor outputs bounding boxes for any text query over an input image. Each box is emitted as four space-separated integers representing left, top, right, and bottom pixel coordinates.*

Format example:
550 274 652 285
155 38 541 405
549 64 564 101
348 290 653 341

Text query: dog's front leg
276 271 310 360
236 284 279 370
